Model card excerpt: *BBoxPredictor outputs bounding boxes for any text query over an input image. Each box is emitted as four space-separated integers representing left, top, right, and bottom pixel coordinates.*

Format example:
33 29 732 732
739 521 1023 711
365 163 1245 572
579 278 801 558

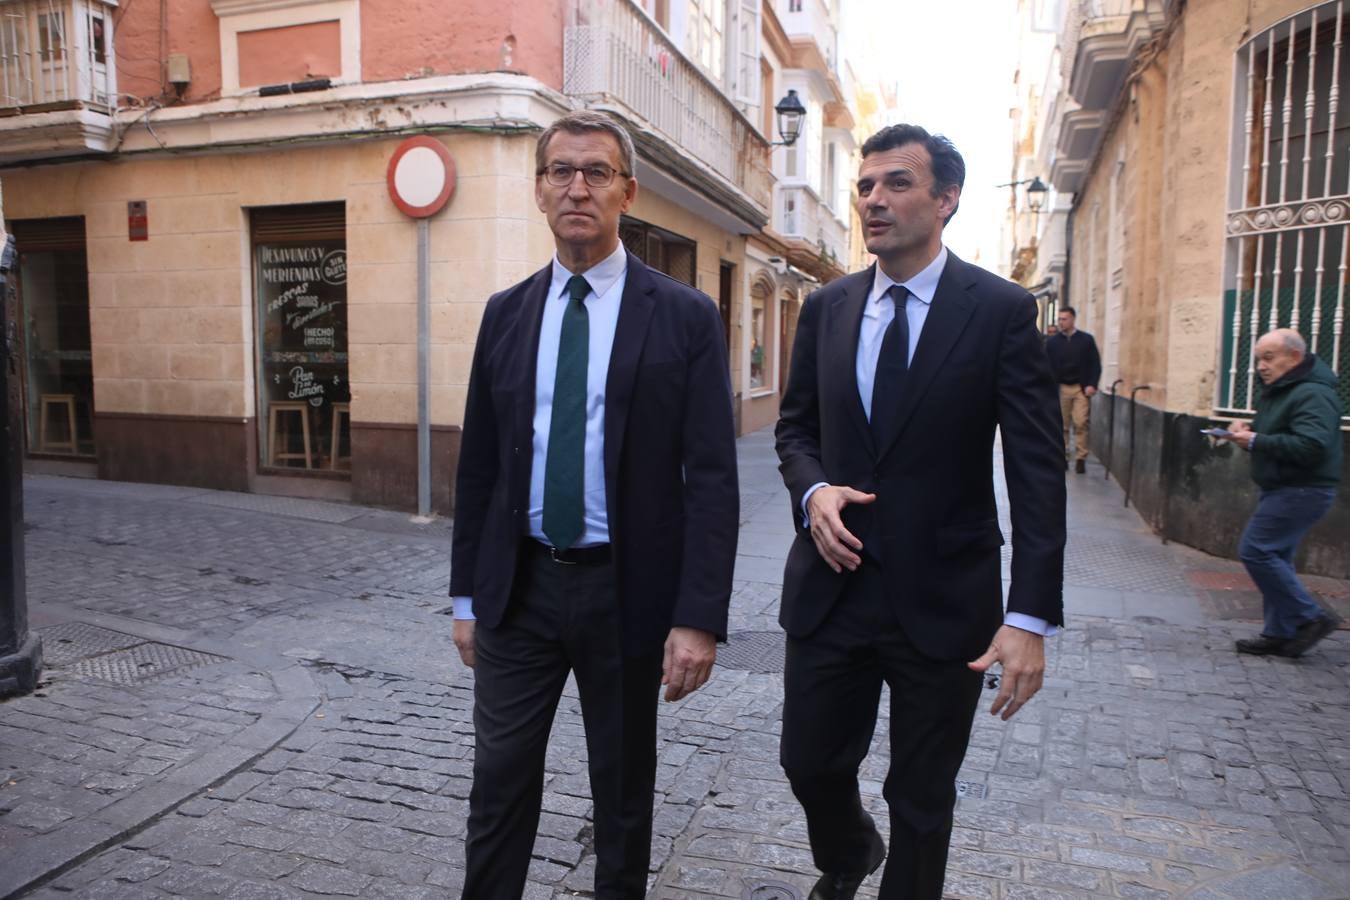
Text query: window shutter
733 0 761 125
250 202 345 244
11 217 85 251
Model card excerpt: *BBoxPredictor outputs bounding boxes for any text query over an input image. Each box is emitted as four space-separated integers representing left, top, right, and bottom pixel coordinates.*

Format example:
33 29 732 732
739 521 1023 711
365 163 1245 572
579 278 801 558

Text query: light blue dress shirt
801 246 1055 637
453 244 627 621
855 247 945 420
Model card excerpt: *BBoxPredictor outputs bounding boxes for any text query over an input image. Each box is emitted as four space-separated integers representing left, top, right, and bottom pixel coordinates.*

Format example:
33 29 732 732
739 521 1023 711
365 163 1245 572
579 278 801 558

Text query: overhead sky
840 0 1022 268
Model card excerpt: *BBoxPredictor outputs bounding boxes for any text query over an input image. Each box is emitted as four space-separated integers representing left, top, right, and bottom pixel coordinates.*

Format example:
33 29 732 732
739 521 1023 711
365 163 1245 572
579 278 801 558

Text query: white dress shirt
453 243 627 621
801 246 1055 637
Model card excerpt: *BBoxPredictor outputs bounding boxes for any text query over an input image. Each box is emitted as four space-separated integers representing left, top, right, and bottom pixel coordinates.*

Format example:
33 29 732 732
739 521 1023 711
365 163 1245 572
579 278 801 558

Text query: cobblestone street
2 429 1349 899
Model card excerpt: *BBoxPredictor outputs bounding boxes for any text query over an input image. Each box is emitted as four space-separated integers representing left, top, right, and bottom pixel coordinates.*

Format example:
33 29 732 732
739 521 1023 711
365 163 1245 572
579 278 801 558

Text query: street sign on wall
386 137 456 219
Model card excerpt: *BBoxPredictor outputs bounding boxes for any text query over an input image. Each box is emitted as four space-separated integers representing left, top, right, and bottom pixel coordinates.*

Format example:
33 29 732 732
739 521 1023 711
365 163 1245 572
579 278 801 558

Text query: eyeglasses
539 163 629 188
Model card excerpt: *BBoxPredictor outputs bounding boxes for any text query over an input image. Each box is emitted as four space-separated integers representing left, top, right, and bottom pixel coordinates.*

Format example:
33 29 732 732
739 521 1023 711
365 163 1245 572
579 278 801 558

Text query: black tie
870 285 910 444
542 274 590 550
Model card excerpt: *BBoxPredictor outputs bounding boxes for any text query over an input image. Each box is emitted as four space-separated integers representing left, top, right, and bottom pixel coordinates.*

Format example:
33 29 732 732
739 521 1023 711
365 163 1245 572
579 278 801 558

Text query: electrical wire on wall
110 0 170 102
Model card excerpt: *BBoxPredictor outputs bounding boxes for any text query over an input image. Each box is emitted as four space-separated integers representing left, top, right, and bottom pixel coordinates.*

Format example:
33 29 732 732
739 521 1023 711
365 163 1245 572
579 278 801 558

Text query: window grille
1223 1 1350 421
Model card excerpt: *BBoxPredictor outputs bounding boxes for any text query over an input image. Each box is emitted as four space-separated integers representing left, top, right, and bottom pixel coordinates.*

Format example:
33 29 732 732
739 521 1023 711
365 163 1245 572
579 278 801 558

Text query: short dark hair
860 124 965 222
1059 306 1076 318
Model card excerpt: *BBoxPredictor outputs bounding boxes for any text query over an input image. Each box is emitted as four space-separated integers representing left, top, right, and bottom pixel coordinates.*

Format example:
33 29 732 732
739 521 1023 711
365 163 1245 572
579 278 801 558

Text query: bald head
1254 328 1307 385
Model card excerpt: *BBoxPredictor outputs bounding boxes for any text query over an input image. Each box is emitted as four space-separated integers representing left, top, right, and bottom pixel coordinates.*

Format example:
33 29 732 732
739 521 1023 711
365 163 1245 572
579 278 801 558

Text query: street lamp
998 175 1049 211
772 90 806 147
998 175 1050 245
1024 176 1048 213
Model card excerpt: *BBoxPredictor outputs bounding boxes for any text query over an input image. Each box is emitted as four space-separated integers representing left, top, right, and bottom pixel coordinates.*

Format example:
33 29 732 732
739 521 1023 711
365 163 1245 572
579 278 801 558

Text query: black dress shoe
808 832 886 900
1075 459 1087 474
1235 634 1290 655
1281 614 1340 657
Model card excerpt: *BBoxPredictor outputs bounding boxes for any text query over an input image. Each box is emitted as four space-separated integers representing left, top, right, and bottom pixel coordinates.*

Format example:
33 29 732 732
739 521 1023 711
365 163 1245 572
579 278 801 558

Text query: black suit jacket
776 252 1066 660
451 253 739 651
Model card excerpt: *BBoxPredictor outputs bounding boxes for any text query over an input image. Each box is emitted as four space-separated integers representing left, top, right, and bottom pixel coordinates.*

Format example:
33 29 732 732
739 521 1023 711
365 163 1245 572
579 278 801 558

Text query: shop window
749 278 773 391
619 217 697 286
11 218 93 458
251 203 350 473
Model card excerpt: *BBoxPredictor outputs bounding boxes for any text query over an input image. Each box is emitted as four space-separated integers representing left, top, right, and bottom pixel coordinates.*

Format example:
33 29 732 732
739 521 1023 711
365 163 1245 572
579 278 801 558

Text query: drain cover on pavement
717 631 785 673
40 622 144 665
742 880 801 900
39 622 228 685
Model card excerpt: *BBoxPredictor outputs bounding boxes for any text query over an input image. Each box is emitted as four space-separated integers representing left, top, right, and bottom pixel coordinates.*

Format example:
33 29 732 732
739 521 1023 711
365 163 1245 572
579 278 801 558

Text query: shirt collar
866 245 949 312
550 243 628 301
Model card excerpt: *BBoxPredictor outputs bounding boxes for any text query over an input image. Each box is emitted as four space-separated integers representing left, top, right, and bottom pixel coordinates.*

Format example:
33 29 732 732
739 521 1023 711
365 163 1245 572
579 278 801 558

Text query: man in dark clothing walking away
1220 328 1343 658
1045 307 1101 473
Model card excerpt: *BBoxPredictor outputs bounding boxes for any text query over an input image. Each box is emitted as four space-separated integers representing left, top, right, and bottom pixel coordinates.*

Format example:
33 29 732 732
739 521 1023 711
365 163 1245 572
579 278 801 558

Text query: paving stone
1066 847 1153 875
221 880 305 900
1022 859 1106 891
11 436 1350 900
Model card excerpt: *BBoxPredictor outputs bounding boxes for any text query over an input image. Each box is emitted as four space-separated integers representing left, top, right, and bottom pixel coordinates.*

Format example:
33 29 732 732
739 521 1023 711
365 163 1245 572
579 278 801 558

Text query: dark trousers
781 562 983 900
462 548 664 900
1239 486 1337 639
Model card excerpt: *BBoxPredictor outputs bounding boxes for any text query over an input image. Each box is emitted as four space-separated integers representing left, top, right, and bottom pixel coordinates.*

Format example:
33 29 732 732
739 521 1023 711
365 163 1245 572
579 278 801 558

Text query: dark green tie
542 274 590 550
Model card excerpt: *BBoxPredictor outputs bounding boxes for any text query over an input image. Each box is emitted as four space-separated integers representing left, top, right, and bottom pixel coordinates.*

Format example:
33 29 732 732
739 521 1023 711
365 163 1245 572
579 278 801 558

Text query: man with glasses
450 110 739 899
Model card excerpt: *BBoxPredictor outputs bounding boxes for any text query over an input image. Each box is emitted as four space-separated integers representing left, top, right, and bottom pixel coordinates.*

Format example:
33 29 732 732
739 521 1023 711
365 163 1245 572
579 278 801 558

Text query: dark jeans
1238 486 1336 639
462 549 663 900
781 562 984 900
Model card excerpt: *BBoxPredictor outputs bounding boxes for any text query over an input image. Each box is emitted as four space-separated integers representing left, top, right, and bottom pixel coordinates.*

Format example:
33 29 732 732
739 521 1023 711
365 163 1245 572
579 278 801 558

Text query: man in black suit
450 110 738 899
775 124 1066 899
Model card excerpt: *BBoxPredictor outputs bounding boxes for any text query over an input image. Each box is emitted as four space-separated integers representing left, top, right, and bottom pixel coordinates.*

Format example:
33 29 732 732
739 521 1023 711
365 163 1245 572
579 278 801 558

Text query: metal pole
1104 378 1124 480
0 230 41 697
1124 385 1151 509
416 218 431 518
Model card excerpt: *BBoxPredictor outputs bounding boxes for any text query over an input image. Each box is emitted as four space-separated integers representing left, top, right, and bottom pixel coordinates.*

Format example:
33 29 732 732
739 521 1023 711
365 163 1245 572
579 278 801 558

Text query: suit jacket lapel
603 253 657 488
830 265 876 456
513 264 552 457
876 254 975 460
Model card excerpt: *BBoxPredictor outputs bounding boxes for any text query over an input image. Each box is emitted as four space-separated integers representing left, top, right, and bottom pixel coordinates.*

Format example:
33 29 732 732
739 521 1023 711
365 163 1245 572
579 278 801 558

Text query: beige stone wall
1071 54 1170 402
0 132 552 431
1069 0 1315 416
625 186 748 401
345 132 553 428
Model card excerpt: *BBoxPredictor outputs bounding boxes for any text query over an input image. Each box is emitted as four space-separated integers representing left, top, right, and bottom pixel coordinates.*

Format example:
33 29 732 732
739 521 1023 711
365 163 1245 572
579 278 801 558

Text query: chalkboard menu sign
255 239 350 469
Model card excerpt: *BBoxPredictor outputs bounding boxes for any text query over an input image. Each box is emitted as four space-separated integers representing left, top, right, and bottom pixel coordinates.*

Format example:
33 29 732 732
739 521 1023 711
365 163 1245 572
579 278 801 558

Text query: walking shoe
1075 459 1086 474
807 831 886 900
1235 634 1290 655
1280 614 1341 658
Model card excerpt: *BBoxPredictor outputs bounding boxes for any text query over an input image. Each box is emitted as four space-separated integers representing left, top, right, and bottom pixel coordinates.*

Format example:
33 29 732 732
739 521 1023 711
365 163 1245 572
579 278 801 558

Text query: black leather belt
524 538 611 566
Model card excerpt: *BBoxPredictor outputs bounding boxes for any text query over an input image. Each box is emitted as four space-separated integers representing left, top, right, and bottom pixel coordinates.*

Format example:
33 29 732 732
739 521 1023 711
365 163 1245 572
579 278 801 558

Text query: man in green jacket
1221 328 1343 657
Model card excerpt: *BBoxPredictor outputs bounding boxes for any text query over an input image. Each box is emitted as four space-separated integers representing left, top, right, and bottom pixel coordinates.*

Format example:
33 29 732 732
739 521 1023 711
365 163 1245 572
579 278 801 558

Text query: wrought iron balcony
563 0 773 224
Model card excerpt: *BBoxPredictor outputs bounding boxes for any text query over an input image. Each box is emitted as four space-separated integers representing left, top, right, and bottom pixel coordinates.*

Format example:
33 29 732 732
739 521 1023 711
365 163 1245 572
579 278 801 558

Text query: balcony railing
779 185 847 263
564 0 772 213
0 0 115 110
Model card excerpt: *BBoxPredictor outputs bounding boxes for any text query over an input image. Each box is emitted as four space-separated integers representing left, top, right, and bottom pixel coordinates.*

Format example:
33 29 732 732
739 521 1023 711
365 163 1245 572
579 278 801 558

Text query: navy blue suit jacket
451 253 739 650
775 253 1066 660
